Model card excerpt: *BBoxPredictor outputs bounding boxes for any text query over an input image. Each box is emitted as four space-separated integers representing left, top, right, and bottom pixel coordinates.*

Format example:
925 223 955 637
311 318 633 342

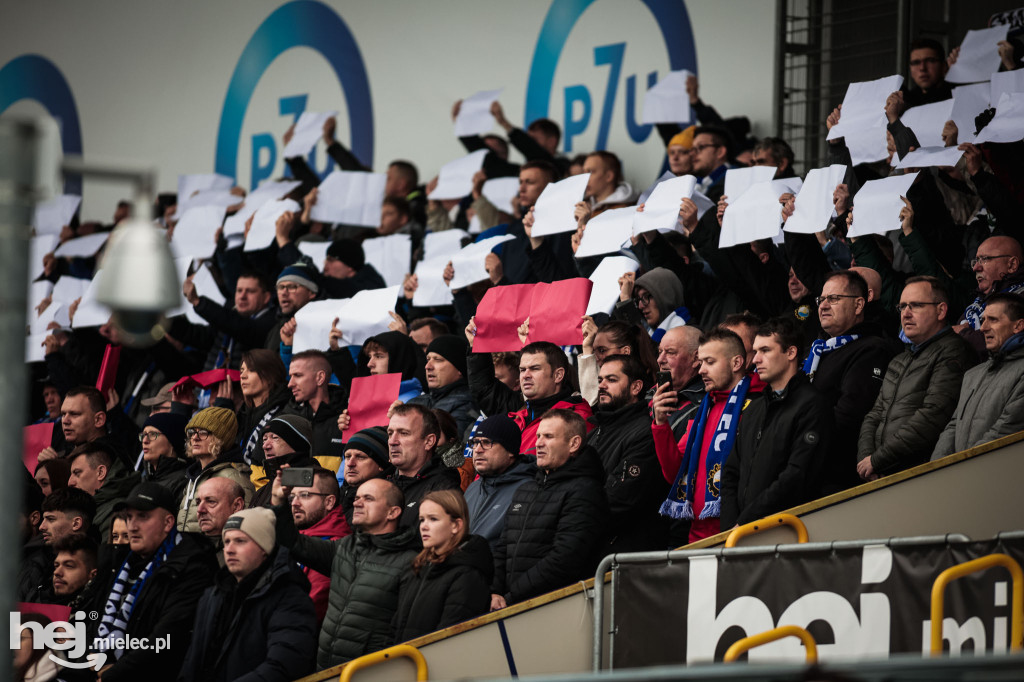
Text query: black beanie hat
476 414 522 456
264 414 313 456
326 238 365 271
425 334 469 378
345 426 393 475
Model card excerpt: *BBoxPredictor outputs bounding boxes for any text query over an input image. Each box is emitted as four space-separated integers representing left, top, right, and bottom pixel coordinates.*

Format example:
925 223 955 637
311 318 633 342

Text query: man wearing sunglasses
857 277 976 481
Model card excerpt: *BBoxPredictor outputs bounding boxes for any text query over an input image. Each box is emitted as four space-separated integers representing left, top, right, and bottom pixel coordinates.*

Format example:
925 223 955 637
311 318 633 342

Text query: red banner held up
526 278 593 346
342 373 401 441
95 344 120 395
473 283 535 352
173 368 241 391
23 423 54 474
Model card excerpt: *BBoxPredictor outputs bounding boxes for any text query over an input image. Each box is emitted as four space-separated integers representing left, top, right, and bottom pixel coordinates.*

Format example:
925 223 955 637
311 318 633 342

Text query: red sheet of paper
18 602 71 623
473 283 535 352
23 423 54 474
342 373 401 441
526 278 593 346
173 368 241 391
95 344 121 394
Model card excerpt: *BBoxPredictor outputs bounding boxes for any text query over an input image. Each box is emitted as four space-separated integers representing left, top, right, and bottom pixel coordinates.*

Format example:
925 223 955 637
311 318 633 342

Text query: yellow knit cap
668 125 696 150
186 406 238 445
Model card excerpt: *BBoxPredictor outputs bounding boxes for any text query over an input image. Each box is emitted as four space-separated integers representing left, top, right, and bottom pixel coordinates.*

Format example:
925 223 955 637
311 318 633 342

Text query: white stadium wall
0 0 776 221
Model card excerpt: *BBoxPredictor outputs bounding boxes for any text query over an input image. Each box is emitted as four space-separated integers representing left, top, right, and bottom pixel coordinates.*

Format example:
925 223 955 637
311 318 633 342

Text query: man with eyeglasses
615 267 689 341
690 126 733 202
265 261 320 350
464 415 535 550
272 466 351 624
857 277 976 481
933 293 1024 460
806 271 899 492
904 38 953 109
138 412 189 500
959 236 1024 333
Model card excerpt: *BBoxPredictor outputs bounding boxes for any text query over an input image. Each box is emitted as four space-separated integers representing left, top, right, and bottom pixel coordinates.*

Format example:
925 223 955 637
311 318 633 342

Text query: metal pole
895 0 908 77
0 118 40 682
773 0 787 139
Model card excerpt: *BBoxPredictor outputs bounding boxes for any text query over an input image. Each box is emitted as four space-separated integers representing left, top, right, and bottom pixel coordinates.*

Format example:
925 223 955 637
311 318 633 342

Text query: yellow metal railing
723 625 818 663
339 644 428 682
725 513 809 548
929 553 1023 655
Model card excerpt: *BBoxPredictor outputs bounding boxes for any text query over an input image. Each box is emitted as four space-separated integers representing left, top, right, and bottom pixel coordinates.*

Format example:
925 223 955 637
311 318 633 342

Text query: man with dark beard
587 354 668 553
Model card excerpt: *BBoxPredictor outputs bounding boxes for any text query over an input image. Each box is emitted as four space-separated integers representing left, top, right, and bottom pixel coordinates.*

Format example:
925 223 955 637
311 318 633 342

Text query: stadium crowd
14 31 1024 682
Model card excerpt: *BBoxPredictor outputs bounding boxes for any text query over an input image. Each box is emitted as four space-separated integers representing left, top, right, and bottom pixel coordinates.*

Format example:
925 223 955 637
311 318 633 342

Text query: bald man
961 237 1024 331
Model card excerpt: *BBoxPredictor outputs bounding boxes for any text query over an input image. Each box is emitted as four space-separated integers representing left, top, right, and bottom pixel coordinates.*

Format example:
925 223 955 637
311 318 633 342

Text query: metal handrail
339 644 428 682
930 553 1023 654
725 513 809 548
723 625 818 663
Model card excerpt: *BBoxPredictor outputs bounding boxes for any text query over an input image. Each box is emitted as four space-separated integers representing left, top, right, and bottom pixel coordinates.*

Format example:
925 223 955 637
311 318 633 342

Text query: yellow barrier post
724 513 809 548
338 644 428 682
929 553 1024 655
723 625 818 663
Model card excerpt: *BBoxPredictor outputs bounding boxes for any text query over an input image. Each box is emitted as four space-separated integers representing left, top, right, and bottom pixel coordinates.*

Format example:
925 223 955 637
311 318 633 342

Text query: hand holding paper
531 174 591 237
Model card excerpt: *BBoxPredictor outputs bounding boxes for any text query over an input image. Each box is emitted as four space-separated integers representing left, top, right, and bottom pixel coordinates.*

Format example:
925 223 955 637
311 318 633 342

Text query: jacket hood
358 524 420 552
636 268 684 322
593 181 637 208
301 504 350 540
185 444 246 479
360 330 427 385
482 457 537 486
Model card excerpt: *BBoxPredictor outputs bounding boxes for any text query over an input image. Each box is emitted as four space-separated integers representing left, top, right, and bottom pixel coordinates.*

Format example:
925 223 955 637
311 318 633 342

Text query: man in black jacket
491 409 607 609
806 271 899 492
589 355 668 553
408 335 478 435
281 350 346 461
386 404 461 528
91 482 218 682
722 317 832 528
179 508 317 681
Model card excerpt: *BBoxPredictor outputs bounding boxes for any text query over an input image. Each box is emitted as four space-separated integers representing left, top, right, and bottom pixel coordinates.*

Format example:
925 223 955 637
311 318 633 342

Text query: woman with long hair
391 490 492 642
236 348 291 466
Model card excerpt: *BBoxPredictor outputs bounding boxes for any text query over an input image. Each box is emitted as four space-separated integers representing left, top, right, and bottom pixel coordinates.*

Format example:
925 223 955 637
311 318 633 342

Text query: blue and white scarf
96 531 182 658
802 334 859 379
962 281 1024 330
660 375 750 520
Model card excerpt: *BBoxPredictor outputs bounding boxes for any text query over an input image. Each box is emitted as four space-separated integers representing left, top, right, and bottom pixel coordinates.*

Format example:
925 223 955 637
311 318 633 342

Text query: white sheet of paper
575 207 635 259
482 177 519 214
530 173 591 237
974 92 1024 144
165 256 196 322
642 70 694 125
586 255 640 316
784 165 847 235
282 110 338 158
292 285 399 352
422 230 470 264
178 174 233 206
223 180 302 236
29 235 60 281
454 89 503 137
27 280 54 318
71 273 112 328
692 190 715 219
170 205 226 259
362 234 412 288
720 181 787 248
52 276 91 304
945 26 1009 84
26 333 48 364
309 170 387 227
33 195 81 236
467 214 482 235
298 242 330 271
633 174 697 236
29 300 62 336
991 70 1024 109
53 232 110 259
413 258 454 307
449 234 517 289
637 170 676 205
895 146 965 169
244 199 301 252
175 188 241 220
827 75 904 165
900 99 954 148
724 166 777 202
427 149 488 200
950 83 991 143
175 261 224 326
848 172 919 238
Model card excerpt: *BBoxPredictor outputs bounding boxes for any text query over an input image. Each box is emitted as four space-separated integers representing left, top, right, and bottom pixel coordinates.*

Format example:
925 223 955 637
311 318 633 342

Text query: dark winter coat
97 532 219 682
408 379 478 435
721 373 832 528
235 384 292 466
274 504 419 669
858 328 976 476
280 384 348 460
178 547 317 682
391 535 493 643
142 456 191 502
389 456 463 529
492 447 608 604
464 458 536 549
588 401 669 553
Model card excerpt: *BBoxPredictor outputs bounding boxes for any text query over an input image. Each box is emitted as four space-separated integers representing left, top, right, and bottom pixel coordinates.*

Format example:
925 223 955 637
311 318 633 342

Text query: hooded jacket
178 547 318 682
390 456 463 529
142 456 191 503
275 504 420 669
464 457 536 549
280 384 348 462
360 331 427 389
615 267 689 341
298 504 352 624
589 181 637 216
390 534 493 643
931 333 1024 459
492 446 608 604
